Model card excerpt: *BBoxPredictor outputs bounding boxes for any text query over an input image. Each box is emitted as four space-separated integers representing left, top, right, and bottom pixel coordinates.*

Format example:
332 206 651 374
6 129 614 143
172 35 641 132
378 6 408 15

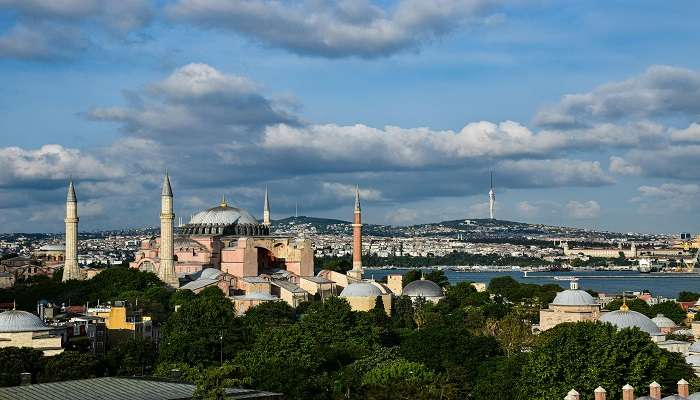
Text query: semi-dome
173 237 206 249
552 289 597 306
651 314 677 329
0 310 50 332
599 308 661 335
199 268 224 280
39 244 64 252
340 282 383 298
403 279 443 298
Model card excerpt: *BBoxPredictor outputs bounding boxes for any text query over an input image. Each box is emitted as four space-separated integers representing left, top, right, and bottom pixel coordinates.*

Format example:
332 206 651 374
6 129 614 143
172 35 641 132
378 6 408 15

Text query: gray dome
689 341 700 354
651 314 676 328
199 268 223 280
39 244 64 251
599 309 661 335
686 354 700 366
0 310 50 332
689 392 700 400
174 237 206 249
661 396 687 400
340 282 383 298
403 279 443 298
189 204 259 226
552 289 597 306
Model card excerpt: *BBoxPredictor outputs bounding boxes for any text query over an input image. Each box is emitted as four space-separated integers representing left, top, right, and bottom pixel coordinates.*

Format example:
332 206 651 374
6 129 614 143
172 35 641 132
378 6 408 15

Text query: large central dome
189 204 259 226
181 197 269 236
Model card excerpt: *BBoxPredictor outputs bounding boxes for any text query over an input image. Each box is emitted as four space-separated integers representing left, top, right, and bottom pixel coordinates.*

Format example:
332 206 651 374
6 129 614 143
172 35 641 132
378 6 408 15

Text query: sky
1 0 700 234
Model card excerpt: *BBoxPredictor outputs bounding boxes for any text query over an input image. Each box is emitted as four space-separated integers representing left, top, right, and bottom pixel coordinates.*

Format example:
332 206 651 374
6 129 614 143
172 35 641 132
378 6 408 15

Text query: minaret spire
263 186 271 227
63 177 82 281
159 172 178 288
348 185 363 281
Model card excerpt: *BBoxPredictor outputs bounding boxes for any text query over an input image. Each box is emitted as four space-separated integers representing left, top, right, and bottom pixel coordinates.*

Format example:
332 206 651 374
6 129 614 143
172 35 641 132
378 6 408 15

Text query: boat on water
638 258 662 273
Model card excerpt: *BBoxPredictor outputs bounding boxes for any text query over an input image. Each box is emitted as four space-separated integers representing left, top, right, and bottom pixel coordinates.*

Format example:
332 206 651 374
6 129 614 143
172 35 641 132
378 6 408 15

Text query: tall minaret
347 185 363 281
488 171 496 220
159 173 179 288
263 186 271 227
63 178 82 281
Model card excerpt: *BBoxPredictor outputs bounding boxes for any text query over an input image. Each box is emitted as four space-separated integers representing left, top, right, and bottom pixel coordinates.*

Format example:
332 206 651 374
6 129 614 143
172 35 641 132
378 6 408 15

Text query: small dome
235 292 278 301
689 341 700 354
403 279 444 298
189 204 258 226
661 396 687 400
0 310 50 332
688 392 700 400
340 282 383 298
39 244 65 251
199 268 223 280
552 289 597 306
599 309 661 335
651 314 677 328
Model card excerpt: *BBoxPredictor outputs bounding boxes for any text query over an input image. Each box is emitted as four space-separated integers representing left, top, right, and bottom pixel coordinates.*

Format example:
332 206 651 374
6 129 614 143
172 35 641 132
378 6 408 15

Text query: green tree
494 313 533 357
0 347 42 387
360 359 446 400
40 351 102 382
160 287 241 366
105 338 158 376
678 291 700 302
192 363 250 400
241 301 296 343
605 298 652 316
519 321 694 399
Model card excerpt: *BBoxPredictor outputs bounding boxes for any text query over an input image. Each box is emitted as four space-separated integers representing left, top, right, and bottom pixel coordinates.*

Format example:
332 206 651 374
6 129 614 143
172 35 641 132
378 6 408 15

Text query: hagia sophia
59 174 442 315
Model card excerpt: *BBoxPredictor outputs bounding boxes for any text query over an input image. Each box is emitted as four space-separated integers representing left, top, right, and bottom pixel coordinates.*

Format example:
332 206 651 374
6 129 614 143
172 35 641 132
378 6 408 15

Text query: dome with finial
403 278 444 299
599 299 661 335
182 196 268 236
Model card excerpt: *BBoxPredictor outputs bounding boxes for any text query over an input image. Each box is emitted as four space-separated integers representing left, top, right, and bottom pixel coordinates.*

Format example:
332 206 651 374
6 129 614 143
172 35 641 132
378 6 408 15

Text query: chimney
19 372 31 385
567 389 580 400
678 379 689 397
649 381 661 399
622 384 634 400
594 386 606 400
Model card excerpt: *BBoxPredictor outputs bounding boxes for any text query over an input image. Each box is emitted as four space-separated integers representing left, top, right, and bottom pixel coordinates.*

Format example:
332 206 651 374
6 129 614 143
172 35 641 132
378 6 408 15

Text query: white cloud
0 144 123 186
166 0 506 58
670 123 700 143
609 156 641 175
534 65 700 128
320 182 383 201
565 200 601 219
385 207 419 225
497 159 614 187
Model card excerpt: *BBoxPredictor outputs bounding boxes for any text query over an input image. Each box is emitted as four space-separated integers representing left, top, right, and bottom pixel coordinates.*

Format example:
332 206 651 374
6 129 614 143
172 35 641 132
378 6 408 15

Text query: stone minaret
263 186 271 227
347 185 363 280
159 173 179 288
488 170 495 220
63 179 82 281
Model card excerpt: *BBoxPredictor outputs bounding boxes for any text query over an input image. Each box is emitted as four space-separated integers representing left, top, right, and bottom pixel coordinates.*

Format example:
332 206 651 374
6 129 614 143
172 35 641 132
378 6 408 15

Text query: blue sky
1 0 700 234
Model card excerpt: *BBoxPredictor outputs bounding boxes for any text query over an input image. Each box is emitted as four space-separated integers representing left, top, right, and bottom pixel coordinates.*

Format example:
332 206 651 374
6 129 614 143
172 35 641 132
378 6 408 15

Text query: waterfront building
130 175 314 285
0 309 63 356
539 280 601 331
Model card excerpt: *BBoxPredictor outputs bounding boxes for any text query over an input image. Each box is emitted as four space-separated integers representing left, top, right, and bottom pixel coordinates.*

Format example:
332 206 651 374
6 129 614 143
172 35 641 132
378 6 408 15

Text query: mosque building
538 280 601 331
